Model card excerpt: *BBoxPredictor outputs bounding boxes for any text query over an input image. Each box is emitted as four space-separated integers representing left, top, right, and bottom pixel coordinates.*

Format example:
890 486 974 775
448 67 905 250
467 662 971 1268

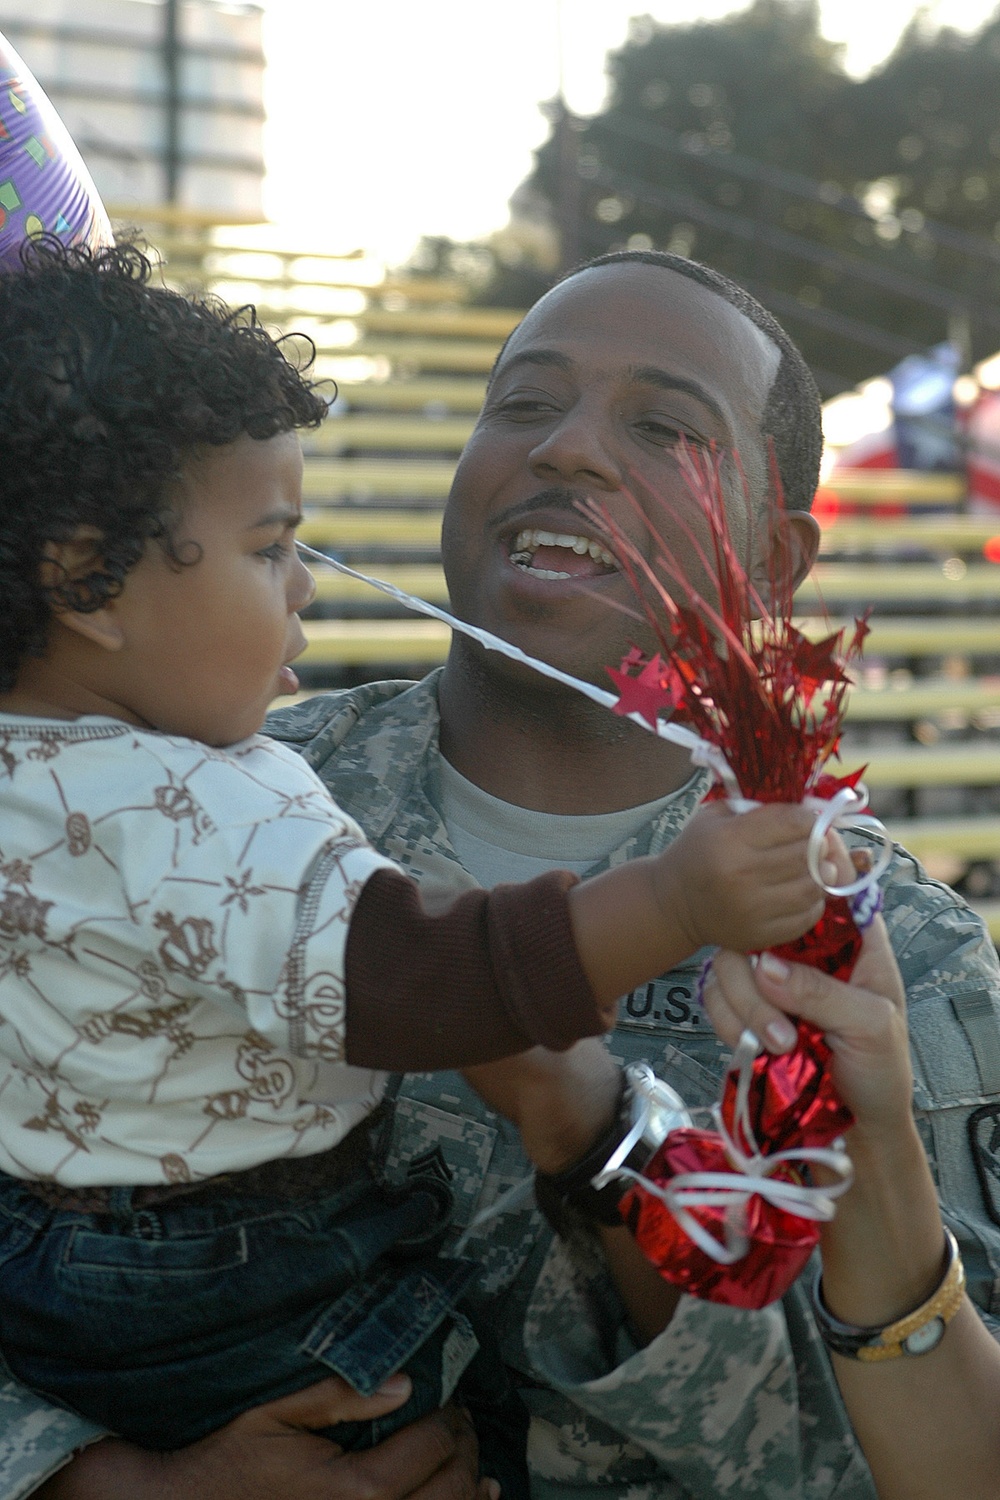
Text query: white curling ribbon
803 784 892 899
608 1144 854 1265
595 1035 853 1265
297 544 888 894
729 784 891 901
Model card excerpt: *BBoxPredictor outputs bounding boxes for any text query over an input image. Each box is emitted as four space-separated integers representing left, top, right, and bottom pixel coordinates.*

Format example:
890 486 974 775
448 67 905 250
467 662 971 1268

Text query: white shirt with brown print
0 713 394 1187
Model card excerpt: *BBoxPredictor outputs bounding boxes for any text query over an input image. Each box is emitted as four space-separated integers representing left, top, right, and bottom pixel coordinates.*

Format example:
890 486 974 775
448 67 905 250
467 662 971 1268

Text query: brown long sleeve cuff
344 866 603 1070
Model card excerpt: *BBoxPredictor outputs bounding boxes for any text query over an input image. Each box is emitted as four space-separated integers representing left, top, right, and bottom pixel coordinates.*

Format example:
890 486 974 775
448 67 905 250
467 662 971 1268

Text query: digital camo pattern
266 673 1000 1500
8 671 1000 1498
0 1364 101 1500
0 716 392 1187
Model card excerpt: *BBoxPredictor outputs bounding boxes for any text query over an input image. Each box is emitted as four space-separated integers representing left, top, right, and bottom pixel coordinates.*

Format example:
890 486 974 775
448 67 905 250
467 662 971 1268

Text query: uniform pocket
384 1096 497 1228
301 1256 478 1394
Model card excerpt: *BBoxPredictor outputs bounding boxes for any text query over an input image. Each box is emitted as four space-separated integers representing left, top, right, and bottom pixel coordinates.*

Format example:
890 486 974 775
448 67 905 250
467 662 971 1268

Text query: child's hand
463 1040 621 1174
653 800 830 955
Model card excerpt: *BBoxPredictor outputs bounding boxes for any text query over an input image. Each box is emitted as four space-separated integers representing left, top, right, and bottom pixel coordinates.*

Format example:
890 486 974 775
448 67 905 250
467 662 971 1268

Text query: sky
257 0 1000 266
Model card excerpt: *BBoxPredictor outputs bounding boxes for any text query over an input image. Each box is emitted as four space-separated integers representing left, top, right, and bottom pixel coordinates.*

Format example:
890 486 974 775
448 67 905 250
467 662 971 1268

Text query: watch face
902 1317 945 1356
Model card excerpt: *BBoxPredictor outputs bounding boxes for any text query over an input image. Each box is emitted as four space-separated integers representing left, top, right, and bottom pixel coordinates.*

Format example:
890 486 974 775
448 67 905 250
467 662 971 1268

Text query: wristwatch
811 1229 966 1361
534 1063 690 1233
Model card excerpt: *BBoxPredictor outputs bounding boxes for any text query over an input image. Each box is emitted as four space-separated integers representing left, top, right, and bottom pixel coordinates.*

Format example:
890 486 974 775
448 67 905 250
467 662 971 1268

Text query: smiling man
435 255 819 820
11 252 1000 1500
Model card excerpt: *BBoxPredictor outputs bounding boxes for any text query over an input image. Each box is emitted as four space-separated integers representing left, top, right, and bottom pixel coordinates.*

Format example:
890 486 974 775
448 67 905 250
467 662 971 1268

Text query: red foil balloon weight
592 444 888 1309
620 1012 857 1307
621 1130 823 1309
771 891 863 986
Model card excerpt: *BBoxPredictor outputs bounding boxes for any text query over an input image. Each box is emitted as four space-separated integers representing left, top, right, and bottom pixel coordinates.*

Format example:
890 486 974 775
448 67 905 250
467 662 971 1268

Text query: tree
511 0 1000 390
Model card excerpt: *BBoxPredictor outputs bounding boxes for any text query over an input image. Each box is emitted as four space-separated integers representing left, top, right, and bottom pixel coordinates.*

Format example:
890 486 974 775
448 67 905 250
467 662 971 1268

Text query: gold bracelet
812 1229 966 1361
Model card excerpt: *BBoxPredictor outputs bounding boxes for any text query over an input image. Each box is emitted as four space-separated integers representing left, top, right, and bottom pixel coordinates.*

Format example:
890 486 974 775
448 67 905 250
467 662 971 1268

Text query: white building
0 0 264 219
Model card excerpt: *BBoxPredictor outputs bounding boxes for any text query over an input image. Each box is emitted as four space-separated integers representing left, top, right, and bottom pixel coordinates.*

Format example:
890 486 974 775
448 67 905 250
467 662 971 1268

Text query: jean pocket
62 1223 248 1284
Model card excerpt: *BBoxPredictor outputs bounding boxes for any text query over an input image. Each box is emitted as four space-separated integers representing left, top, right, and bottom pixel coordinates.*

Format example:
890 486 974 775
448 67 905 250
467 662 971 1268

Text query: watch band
812 1229 965 1361
534 1075 646 1231
533 1064 692 1235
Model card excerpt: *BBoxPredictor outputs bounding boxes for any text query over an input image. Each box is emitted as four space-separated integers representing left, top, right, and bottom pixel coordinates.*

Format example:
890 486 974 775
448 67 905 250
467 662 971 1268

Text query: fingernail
375 1373 411 1396
758 952 791 982
820 860 838 885
766 1017 798 1050
487 1482 502 1500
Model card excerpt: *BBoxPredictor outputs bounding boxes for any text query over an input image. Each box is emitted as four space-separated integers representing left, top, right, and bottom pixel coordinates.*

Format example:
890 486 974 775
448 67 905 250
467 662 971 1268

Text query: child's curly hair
0 237 328 693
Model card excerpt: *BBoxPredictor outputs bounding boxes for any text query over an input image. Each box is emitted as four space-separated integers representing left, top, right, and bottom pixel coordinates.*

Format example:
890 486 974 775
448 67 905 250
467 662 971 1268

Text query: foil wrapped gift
615 1015 856 1309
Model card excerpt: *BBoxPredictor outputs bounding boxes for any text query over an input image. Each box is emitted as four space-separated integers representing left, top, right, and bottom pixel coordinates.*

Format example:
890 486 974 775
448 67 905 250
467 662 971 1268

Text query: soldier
11 252 1000 1500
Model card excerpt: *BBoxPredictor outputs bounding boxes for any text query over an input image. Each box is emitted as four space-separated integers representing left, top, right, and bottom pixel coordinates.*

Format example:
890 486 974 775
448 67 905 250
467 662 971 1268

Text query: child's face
110 431 315 746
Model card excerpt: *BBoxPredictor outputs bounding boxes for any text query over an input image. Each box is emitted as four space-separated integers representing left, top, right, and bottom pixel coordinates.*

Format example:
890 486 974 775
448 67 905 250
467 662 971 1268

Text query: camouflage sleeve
0 1367 104 1500
521 1229 875 1500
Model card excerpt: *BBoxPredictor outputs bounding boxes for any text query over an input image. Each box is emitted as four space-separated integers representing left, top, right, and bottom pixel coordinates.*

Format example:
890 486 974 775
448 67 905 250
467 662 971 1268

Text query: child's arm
344 801 826 1072
344 867 613 1069
567 800 829 1005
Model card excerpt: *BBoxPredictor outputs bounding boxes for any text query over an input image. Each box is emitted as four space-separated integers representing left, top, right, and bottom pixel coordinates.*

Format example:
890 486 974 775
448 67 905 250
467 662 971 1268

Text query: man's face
441 262 786 686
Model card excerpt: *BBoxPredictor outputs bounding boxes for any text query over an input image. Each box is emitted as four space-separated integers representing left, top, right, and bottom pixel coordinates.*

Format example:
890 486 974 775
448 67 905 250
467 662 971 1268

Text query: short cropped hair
551 250 823 514
0 238 327 693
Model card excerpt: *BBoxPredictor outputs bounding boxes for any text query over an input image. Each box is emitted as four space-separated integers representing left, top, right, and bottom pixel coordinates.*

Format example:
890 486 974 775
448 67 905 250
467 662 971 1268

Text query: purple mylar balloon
0 29 113 271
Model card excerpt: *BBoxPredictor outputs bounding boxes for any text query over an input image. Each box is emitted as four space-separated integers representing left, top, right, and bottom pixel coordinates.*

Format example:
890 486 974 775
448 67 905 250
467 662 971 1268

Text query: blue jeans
0 1154 528 1497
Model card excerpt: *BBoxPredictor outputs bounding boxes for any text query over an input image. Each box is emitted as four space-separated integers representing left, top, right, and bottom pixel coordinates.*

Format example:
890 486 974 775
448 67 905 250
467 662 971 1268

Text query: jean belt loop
107 1185 135 1221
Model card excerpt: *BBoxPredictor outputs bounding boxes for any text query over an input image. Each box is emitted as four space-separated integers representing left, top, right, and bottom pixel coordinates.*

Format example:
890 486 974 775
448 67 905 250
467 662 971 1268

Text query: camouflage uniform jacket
6 670 1000 1500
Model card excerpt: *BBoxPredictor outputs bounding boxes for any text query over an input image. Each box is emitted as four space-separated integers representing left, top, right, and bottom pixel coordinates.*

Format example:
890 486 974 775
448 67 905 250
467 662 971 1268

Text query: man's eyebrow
490 348 574 382
628 366 728 425
247 508 303 531
490 349 729 426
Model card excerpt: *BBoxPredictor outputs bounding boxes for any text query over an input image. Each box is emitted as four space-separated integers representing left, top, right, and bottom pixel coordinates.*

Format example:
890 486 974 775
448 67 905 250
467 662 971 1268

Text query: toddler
0 240 831 1484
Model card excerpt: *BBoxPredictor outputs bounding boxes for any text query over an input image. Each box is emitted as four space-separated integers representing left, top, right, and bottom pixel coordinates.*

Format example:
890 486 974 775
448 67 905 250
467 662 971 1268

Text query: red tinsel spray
584 444 884 1309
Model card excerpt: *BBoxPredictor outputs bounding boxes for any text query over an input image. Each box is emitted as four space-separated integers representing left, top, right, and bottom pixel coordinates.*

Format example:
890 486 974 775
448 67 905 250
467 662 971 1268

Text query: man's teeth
509 529 616 572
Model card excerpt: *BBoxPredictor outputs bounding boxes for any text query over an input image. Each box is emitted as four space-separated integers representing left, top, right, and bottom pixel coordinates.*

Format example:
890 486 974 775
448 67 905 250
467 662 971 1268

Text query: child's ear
40 528 125 653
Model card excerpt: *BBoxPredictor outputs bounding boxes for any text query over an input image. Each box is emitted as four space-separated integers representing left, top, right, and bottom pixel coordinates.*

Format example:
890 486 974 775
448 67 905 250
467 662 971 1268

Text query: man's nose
528 407 619 489
289 552 316 612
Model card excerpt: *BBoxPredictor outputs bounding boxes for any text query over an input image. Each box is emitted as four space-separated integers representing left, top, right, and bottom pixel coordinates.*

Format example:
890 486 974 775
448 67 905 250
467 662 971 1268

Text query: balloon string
297 543 890 900
296 542 739 792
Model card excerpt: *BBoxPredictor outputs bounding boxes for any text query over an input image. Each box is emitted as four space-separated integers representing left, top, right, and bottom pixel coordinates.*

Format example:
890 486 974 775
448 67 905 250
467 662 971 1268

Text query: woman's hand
703 911 912 1138
701 863 1000 1500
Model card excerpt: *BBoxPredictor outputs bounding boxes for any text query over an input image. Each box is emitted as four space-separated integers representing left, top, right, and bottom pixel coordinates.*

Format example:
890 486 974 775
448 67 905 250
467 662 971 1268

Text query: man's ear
750 508 820 602
782 509 820 591
40 528 125 653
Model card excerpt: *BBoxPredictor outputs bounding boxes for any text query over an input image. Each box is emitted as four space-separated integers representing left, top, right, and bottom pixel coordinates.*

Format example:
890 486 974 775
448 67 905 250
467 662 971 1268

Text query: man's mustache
490 488 608 533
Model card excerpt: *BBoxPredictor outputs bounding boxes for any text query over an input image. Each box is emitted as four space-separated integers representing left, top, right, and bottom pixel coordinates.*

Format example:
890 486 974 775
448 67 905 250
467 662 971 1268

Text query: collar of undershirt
428 748 700 864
